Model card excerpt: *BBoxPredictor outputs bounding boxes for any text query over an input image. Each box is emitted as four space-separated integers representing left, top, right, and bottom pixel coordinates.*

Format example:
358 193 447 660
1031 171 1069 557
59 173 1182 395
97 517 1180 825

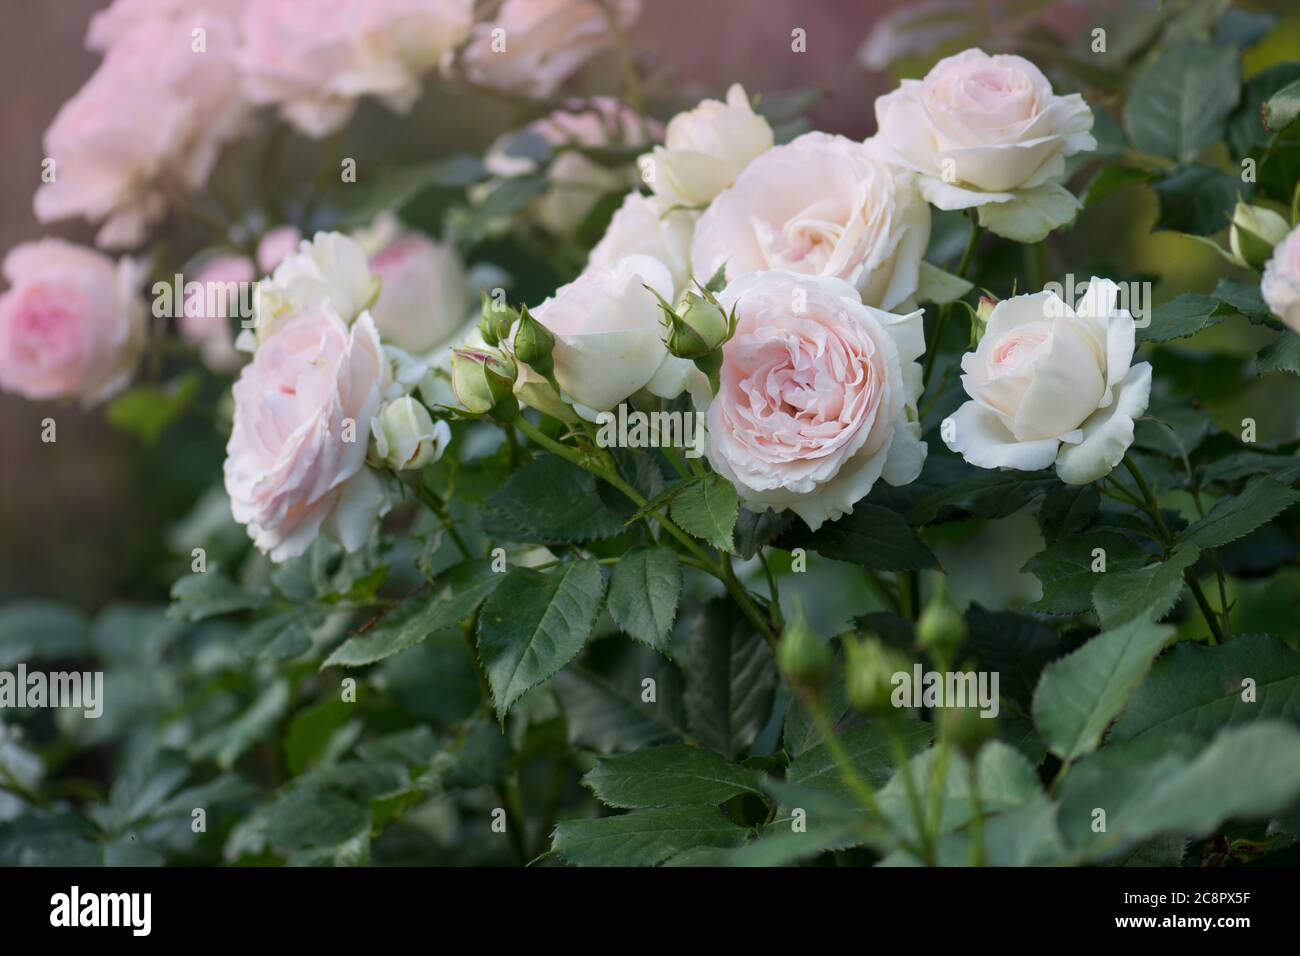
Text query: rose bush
3 0 1300 875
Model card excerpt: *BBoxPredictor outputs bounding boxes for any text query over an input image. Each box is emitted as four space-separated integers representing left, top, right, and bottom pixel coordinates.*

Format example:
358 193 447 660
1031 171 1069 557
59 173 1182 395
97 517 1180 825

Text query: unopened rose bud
665 292 730 360
450 347 518 421
917 578 966 666
844 635 903 715
479 290 518 347
1230 201 1290 271
938 698 997 757
370 396 448 471
513 306 556 376
777 613 833 690
975 295 998 323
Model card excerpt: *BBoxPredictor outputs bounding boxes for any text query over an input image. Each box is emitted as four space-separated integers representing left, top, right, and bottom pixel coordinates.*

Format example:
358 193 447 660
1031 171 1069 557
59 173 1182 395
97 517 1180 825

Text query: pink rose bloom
225 309 391 561
237 0 473 138
180 254 255 372
700 271 926 530
368 230 470 354
86 0 248 51
691 132 930 311
0 239 146 406
1262 224 1300 334
464 0 640 98
257 225 303 274
36 9 248 248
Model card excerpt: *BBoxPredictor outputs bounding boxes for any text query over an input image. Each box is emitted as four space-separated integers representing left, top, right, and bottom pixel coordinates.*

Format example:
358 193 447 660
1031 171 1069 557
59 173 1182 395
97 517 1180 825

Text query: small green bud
975 294 998 323
938 697 997 758
776 614 833 690
843 635 904 715
479 290 518 347
513 306 556 376
450 346 517 421
666 292 730 360
916 578 966 666
1230 201 1290 271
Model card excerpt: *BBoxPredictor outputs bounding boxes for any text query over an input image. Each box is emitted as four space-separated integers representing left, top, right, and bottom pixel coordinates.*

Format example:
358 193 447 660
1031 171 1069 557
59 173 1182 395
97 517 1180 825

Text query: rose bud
370 395 449 471
479 289 518 348
512 306 556 376
1229 201 1290 271
450 346 517 421
776 613 833 691
844 635 905 716
665 291 731 360
916 578 966 666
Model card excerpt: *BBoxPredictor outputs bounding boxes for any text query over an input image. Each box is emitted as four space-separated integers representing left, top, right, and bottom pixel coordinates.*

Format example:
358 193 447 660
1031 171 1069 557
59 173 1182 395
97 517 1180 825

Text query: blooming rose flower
256 225 303 275
237 0 473 138
588 192 695 297
86 0 247 50
868 48 1095 243
528 254 691 416
463 0 640 98
181 253 255 372
690 132 930 311
1261 224 1300 334
246 232 377 348
359 221 470 355
0 239 145 406
647 84 773 208
224 308 391 561
36 9 249 247
700 271 926 530
482 98 658 237
944 278 1152 484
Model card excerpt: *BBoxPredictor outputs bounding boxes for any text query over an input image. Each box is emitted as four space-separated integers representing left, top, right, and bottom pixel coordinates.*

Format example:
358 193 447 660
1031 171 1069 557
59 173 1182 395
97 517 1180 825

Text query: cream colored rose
868 48 1094 243
647 84 773 208
224 308 391 561
944 278 1151 484
246 232 377 348
462 0 640 98
690 132 930 311
1261 225 1300 334
588 192 695 297
528 254 691 417
700 271 926 530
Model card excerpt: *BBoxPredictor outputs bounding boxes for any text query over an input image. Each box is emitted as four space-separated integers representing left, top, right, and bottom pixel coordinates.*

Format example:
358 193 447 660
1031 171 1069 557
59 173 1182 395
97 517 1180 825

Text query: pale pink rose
588 191 695 296
1262 225 1300 334
224 308 392 561
691 133 930 311
0 239 146 406
180 254 255 372
36 9 248 248
86 0 248 51
463 0 640 98
700 271 926 530
237 0 473 138
483 98 658 237
257 226 303 274
368 231 470 354
868 48 1094 242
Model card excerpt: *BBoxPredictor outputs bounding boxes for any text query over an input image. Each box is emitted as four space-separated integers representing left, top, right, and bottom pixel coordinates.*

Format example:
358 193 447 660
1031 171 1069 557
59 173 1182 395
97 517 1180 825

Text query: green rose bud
370 396 448 471
450 346 518 421
843 635 904 715
513 306 556 377
916 578 966 667
665 292 730 360
479 290 518 347
1230 201 1290 271
776 614 833 690
938 696 997 758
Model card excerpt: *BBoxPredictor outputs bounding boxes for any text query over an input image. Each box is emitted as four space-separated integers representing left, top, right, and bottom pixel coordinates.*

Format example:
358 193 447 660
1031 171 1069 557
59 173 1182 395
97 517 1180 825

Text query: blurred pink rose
463 0 640 98
180 254 255 372
87 0 248 50
237 0 473 137
224 309 391 561
257 225 303 274
36 7 249 248
1262 225 1300 334
0 239 146 406
700 271 926 530
368 230 471 354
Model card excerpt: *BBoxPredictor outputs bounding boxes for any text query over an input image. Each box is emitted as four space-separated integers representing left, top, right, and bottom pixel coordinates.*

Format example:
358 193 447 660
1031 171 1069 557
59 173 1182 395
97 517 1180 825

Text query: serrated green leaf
1181 477 1300 549
1151 164 1236 235
1026 530 1145 615
787 721 931 799
552 638 688 752
1258 332 1300 376
551 805 748 866
1092 542 1199 629
1139 293 1225 342
478 560 605 719
1110 633 1300 746
167 570 270 622
682 601 776 759
1032 616 1175 761
486 456 627 543
606 548 682 652
1124 42 1240 163
670 474 739 551
583 744 763 808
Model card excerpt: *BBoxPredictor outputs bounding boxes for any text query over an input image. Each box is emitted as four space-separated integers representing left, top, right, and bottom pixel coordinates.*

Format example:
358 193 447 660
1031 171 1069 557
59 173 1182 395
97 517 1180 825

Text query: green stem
921 218 981 388
967 758 985 867
758 549 785 632
887 716 934 864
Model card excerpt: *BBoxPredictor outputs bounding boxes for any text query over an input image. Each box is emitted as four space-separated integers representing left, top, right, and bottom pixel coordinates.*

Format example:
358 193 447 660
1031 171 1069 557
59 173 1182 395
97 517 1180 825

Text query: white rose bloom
944 278 1152 485
868 48 1095 243
648 83 773 208
528 254 692 417
690 132 930 311
1261 224 1300 334
588 191 695 297
244 232 378 349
